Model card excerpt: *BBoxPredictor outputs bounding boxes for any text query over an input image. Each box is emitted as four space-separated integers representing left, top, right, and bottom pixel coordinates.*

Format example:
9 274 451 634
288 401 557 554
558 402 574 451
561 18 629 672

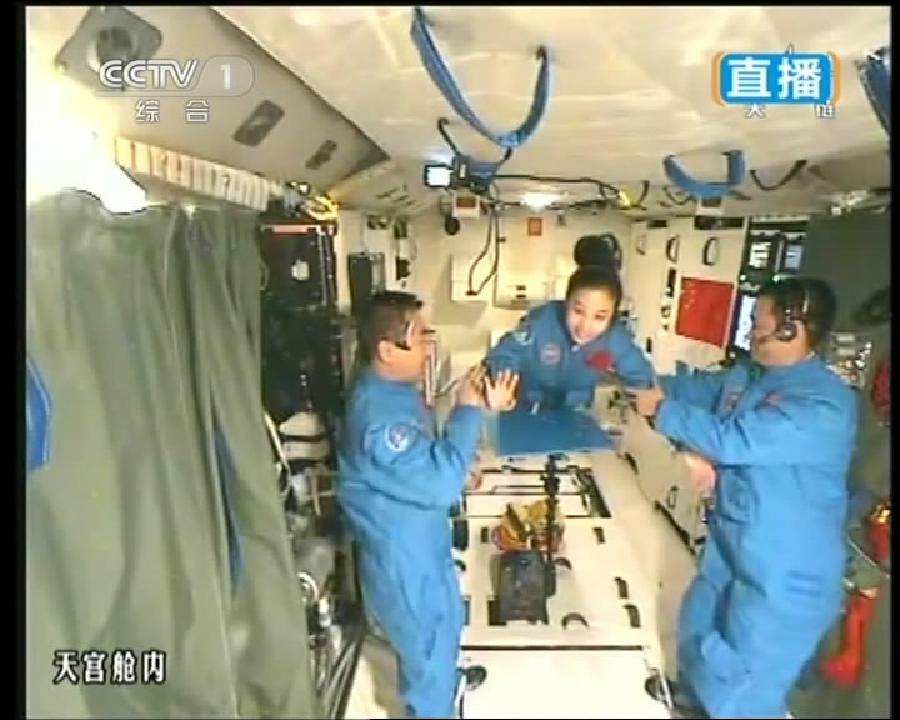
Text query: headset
772 279 811 342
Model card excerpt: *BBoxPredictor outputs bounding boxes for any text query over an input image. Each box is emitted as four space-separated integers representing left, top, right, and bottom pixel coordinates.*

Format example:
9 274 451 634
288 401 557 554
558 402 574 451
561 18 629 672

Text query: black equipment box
493 550 549 625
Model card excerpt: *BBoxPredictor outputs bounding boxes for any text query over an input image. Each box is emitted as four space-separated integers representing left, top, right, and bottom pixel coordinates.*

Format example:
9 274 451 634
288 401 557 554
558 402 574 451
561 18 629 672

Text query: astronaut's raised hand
681 451 718 497
457 365 487 407
484 369 520 412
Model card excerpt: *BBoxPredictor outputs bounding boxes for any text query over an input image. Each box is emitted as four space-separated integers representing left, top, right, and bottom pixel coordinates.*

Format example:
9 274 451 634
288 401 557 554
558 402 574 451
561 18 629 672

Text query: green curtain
26 191 320 718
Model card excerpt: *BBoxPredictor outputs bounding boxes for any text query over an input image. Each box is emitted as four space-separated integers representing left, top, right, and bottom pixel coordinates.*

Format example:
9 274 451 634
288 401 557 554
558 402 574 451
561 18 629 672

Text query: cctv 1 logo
98 56 256 97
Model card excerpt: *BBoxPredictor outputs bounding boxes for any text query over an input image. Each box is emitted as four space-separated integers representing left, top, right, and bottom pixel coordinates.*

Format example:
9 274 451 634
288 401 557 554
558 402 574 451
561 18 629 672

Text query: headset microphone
744 279 812 349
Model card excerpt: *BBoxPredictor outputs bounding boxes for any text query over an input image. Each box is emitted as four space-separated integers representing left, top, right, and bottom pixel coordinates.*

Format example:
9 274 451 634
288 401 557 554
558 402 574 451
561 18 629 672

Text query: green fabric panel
26 192 318 718
26 193 236 717
184 207 320 718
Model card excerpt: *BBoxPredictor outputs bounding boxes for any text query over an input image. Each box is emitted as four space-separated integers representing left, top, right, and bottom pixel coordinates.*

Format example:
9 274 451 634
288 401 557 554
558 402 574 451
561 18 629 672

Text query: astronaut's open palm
458 365 487 407
485 370 519 412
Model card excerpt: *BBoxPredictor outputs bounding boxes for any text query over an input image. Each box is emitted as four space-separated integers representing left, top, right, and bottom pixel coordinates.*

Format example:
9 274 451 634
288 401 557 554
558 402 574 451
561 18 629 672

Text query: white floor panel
463 492 593 519
342 446 696 718
456 518 660 650
459 649 670 719
471 468 584 495
343 637 405 720
477 451 598 471
587 451 698 675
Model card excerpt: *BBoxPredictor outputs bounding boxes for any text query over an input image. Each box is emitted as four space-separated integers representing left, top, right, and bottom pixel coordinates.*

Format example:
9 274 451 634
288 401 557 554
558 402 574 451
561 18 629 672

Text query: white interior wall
337 204 751 379
623 217 748 374
407 205 634 371
25 21 148 213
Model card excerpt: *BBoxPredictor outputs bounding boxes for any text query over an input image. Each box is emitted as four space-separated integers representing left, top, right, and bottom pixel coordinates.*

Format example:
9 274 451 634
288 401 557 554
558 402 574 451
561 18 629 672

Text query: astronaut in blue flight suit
487 262 655 411
337 291 518 718
632 277 859 719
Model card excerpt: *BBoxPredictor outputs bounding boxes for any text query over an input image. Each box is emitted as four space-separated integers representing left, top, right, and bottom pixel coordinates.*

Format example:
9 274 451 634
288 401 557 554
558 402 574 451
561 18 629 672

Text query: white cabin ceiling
26 6 890 217
26 6 388 192
216 5 890 215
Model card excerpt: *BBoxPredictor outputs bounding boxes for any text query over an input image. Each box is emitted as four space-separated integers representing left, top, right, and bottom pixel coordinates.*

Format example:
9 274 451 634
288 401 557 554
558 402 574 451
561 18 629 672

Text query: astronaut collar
759 353 821 377
571 330 608 355
366 368 418 391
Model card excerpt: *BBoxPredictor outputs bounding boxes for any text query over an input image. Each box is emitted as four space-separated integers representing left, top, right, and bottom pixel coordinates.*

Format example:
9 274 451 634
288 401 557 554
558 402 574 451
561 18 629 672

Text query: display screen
747 240 771 269
423 164 452 188
732 293 757 351
782 242 804 271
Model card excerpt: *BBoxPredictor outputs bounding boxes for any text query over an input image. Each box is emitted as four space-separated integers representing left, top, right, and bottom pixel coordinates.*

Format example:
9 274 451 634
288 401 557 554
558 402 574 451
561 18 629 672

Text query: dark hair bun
574 234 621 270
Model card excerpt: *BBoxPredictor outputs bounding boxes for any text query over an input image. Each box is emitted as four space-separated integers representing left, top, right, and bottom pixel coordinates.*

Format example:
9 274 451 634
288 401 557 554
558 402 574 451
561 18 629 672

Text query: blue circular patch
384 424 413 453
540 343 562 366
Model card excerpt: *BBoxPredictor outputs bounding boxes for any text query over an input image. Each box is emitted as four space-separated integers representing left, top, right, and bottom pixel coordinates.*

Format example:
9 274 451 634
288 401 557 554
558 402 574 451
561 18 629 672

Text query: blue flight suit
487 300 655 410
337 370 483 718
656 356 859 718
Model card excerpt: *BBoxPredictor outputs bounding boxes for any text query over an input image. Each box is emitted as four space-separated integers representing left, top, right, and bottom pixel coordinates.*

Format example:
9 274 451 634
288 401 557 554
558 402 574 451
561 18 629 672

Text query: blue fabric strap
26 355 53 474
859 47 890 136
212 417 245 594
410 6 552 150
663 150 747 200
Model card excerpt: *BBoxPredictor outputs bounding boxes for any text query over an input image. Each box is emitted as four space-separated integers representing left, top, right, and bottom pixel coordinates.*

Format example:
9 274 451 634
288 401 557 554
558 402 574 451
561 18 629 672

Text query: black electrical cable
437 119 639 210
474 205 502 296
493 174 622 202
749 160 807 191
466 184 502 296
437 117 461 155
466 206 495 295
662 185 692 206
324 611 367 717
634 180 650 207
437 117 514 189
473 213 498 297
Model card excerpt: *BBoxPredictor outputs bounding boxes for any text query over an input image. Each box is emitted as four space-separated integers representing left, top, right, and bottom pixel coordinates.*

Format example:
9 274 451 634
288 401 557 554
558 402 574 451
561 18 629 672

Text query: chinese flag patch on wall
675 277 736 348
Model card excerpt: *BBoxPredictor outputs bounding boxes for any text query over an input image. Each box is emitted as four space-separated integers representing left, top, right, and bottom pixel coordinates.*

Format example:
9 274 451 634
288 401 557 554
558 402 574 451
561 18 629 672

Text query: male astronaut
631 277 858 719
337 291 518 718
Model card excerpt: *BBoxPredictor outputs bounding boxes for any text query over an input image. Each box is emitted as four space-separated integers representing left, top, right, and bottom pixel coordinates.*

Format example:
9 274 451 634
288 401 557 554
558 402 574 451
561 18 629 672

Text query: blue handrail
859 46 890 136
663 151 747 200
410 6 552 151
